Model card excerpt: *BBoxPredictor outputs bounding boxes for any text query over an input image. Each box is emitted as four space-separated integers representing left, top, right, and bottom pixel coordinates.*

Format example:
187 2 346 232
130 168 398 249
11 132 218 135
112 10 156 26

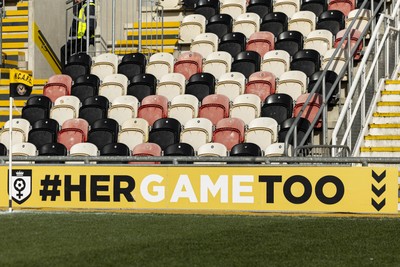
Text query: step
2 33 29 44
381 91 400 101
4 9 28 17
128 21 181 30
2 17 29 28
112 47 175 55
364 135 400 147
384 80 400 91
359 147 400 157
376 102 400 113
372 112 400 124
116 39 178 46
368 124 400 135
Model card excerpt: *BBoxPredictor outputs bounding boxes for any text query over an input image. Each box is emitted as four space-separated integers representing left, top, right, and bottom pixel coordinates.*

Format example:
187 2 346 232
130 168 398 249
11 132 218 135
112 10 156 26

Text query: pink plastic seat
293 93 323 128
137 95 169 126
334 29 363 60
198 94 230 125
245 71 276 101
43 74 73 102
173 51 203 80
130 142 162 164
246 31 275 57
212 117 245 150
57 118 89 151
328 0 355 16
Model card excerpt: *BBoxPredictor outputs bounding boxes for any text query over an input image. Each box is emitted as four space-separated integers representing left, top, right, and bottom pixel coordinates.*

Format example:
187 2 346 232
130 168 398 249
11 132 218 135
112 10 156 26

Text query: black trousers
60 39 87 69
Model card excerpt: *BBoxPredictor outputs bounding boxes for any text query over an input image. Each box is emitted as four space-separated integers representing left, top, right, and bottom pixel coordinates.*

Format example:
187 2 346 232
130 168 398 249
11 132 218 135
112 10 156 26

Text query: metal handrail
332 0 400 155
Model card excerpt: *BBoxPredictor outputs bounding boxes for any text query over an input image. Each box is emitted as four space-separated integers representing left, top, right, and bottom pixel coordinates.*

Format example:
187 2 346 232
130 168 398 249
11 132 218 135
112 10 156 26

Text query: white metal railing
332 0 400 156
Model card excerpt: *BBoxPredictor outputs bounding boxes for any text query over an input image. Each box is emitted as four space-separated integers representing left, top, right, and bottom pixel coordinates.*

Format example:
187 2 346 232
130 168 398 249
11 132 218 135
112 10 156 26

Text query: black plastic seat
62 52 92 81
275 30 304 57
71 74 101 103
28 119 60 149
246 0 273 19
231 51 261 79
38 143 67 156
308 70 340 106
206 14 233 39
118 53 147 80
290 49 321 77
100 142 130 164
260 12 288 37
230 142 262 156
79 95 110 126
21 95 52 125
301 0 327 17
148 118 182 150
183 0 197 10
185 72 216 101
127 73 157 102
163 142 195 164
261 93 293 125
278 117 312 146
0 143 7 156
87 118 119 150
357 0 383 13
194 0 220 21
316 10 345 36
218 32 247 58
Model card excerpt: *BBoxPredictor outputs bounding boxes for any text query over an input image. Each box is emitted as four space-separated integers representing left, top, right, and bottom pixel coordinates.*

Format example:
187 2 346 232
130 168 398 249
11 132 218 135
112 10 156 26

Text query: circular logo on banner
16 84 27 96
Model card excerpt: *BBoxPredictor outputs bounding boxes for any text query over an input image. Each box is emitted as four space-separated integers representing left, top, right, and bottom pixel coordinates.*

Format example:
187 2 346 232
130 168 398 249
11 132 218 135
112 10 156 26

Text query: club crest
8 170 32 204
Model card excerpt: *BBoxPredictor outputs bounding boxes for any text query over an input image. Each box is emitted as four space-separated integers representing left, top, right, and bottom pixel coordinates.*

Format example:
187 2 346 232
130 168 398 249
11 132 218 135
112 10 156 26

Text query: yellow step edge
0 100 27 106
0 89 43 95
377 102 400 106
0 110 21 116
1 26 29 32
2 51 25 56
132 21 181 28
112 48 175 54
116 39 178 46
2 33 29 39
373 112 400 117
385 80 400 85
369 124 400 128
127 29 180 36
0 68 32 74
364 135 400 140
1 43 28 49
360 147 400 152
5 10 28 16
17 1 29 7
0 80 46 86
2 17 29 23
382 91 400 95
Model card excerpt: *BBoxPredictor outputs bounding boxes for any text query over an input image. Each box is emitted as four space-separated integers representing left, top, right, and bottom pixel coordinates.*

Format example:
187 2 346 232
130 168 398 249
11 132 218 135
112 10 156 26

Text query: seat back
194 0 220 21
304 29 333 57
316 10 345 35
212 117 245 150
245 117 278 150
131 142 162 164
28 118 59 149
334 29 363 60
71 74 101 103
231 51 261 79
12 142 37 157
273 0 300 18
91 53 119 82
264 142 293 157
148 118 182 150
180 117 213 151
276 70 308 100
137 95 169 126
261 93 293 124
38 143 67 157
261 49 291 78
169 94 200 125
127 73 157 102
50 95 81 126
62 52 92 81
293 93 323 128
198 94 230 125
179 14 207 43
278 117 312 145
246 31 275 57
308 70 339 105
346 8 372 34
156 73 186 101
185 72 216 102
118 52 147 80
230 94 262 125
232 12 261 39
43 74 73 102
218 32 247 59
108 95 139 125
322 48 348 77
99 73 129 103
220 0 247 19
290 49 321 77
22 95 52 125
245 71 276 101
87 118 119 149
205 14 233 39
145 52 175 80
118 118 149 151
260 12 288 36
275 30 304 57
230 142 262 156
190 32 219 58
328 0 355 16
215 72 246 100
247 0 273 18
300 0 327 17
174 51 203 80
0 118 31 149
203 51 233 80
57 118 89 151
288 10 317 37
79 95 110 126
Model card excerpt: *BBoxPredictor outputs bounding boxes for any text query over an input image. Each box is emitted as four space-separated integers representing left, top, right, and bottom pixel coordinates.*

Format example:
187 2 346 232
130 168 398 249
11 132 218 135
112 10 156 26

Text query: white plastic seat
304 30 333 57
288 11 316 37
118 118 149 151
50 95 80 126
220 0 246 20
245 117 278 151
158 0 182 10
0 118 31 150
180 118 213 152
108 95 139 126
11 142 37 164
156 73 186 101
346 9 372 35
168 94 199 125
145 52 175 80
273 0 300 18
179 14 206 43
215 72 246 101
68 142 99 164
230 94 261 125
203 51 233 80
190 32 219 59
276 70 308 101
264 142 293 157
261 50 291 79
196 142 228 164
322 48 348 79
91 53 119 82
99 73 128 103
232 12 261 39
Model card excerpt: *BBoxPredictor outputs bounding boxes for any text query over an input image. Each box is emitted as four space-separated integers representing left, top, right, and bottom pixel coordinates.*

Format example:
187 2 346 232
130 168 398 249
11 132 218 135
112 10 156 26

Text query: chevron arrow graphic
371 198 386 211
372 170 386 183
372 184 386 197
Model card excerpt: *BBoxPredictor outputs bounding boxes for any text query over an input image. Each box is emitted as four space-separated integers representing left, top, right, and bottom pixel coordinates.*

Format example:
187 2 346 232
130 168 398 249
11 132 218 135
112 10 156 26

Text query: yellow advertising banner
0 166 397 213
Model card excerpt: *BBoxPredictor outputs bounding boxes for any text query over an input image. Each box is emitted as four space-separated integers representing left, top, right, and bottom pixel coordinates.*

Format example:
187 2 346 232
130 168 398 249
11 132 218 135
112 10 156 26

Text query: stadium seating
273 0 300 18
50 95 80 126
179 14 207 43
21 95 52 125
156 73 186 101
288 10 317 37
118 118 149 151
127 73 157 102
290 49 321 77
194 0 220 21
246 0 273 19
168 94 199 125
62 52 92 81
276 70 308 101
230 142 262 157
308 70 340 105
145 52 175 80
205 14 233 39
212 117 245 150
264 142 293 157
260 12 288 37
232 12 261 39
245 31 275 57
131 143 162 164
328 0 355 16
218 32 247 58
87 118 119 149
0 118 31 149
137 95 169 126
57 118 89 151
245 71 276 101
190 32 219 58
293 93 323 128
197 142 228 162
220 0 246 20
38 143 67 158
215 72 246 100
203 51 233 80
346 9 372 35
304 29 333 57
99 73 129 103
180 117 213 152
278 117 312 146
300 0 327 17
79 95 110 125
11 142 37 162
231 51 261 79
245 117 278 151
148 118 182 150
275 30 304 57
100 142 130 164
334 29 363 60
158 0 182 10
198 94 230 125
261 93 293 125
28 118 59 149
117 52 147 80
0 143 7 156
322 48 348 78
261 50 291 78
71 74 101 103
185 72 216 102
174 51 203 80
68 142 99 164
91 52 119 82
108 95 139 125
43 74 73 103
163 143 195 164
316 10 345 36
230 94 262 125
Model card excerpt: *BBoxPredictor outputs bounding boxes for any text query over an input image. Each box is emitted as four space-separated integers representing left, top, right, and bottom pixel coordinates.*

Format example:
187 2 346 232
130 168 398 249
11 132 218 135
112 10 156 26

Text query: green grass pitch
0 212 400 266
